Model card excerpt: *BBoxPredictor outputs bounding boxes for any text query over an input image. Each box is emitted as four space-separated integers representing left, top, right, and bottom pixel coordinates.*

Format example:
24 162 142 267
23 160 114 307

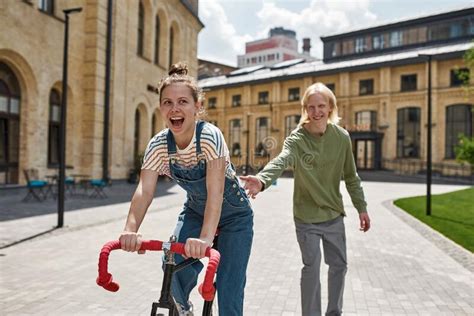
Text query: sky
197 0 474 67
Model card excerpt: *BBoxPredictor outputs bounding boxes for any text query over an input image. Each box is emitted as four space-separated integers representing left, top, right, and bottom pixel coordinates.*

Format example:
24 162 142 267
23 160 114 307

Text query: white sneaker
176 301 194 316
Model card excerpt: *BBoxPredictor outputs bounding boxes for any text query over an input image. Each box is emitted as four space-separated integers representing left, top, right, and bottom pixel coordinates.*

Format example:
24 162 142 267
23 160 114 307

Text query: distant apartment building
237 27 314 68
200 7 473 177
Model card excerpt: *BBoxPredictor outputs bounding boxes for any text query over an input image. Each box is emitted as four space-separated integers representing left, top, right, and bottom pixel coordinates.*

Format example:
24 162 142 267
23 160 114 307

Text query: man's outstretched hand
239 175 263 199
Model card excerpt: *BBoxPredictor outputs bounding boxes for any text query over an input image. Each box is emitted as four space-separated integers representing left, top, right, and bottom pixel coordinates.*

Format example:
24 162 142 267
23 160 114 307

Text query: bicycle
96 235 221 316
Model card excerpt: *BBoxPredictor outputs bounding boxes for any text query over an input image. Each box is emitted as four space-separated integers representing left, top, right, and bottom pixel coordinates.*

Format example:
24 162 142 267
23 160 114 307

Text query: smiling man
241 82 371 316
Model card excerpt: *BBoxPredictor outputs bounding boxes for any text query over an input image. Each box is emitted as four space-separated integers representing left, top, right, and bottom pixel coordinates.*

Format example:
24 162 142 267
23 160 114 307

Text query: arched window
229 119 241 157
137 1 145 56
285 115 300 137
48 89 61 165
169 27 174 69
445 104 473 158
151 113 156 136
0 62 21 184
134 109 141 161
397 107 420 158
255 117 269 157
154 15 160 65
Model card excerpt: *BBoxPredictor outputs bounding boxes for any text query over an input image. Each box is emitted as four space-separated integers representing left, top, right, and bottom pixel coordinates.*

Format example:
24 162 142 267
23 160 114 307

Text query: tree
454 44 474 169
456 43 474 93
455 135 474 168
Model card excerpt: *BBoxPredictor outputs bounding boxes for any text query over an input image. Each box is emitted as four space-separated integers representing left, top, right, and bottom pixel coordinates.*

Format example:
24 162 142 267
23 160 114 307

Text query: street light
419 53 432 216
58 7 82 228
245 112 252 175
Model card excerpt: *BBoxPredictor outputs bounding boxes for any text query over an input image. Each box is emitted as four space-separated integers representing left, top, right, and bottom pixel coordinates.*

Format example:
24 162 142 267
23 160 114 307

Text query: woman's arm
120 169 159 252
185 157 225 259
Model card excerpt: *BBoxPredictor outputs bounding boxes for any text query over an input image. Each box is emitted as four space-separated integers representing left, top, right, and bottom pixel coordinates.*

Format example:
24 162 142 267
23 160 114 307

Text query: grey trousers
295 216 347 316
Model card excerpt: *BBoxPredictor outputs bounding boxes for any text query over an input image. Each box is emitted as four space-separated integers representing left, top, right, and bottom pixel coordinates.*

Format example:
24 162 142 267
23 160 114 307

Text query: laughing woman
119 63 254 316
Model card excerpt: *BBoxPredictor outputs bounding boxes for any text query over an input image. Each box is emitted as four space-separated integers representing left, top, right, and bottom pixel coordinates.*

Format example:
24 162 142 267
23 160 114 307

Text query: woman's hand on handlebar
184 238 211 259
119 231 146 254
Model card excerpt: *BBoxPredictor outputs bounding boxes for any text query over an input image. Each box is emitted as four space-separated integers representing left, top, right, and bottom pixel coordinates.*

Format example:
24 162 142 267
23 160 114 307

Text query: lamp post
58 7 82 228
419 53 432 216
245 112 252 175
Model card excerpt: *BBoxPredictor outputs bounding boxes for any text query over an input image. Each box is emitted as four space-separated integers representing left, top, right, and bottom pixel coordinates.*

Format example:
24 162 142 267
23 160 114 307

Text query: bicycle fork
151 236 179 316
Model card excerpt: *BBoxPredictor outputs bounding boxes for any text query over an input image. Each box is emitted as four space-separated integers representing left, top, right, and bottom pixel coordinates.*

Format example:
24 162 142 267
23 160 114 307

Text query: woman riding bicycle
119 62 254 316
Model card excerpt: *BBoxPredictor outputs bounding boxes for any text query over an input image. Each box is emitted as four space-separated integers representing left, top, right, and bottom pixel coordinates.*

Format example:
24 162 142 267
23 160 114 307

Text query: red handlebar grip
96 240 220 301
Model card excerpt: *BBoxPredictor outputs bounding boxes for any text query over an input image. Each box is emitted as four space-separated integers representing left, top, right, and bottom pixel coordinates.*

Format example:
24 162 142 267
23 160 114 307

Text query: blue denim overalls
167 121 254 316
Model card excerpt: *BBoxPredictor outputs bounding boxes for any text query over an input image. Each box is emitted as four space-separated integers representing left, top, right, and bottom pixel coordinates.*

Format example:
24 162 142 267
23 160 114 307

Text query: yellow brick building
199 7 474 177
0 0 203 184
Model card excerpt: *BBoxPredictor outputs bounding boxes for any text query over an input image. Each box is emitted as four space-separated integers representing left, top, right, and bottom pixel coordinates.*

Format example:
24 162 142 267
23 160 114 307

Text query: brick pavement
0 179 473 315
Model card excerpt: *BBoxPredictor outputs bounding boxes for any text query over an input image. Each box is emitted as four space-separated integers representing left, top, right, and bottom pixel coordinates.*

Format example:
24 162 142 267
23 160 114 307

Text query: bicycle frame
96 236 220 316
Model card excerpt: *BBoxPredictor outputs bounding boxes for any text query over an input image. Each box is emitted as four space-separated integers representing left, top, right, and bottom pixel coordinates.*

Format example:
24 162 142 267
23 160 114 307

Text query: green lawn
394 187 474 252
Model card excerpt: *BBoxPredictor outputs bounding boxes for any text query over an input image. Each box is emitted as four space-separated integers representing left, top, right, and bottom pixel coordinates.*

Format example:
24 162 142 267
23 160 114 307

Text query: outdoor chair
89 179 107 198
65 176 75 195
22 169 48 202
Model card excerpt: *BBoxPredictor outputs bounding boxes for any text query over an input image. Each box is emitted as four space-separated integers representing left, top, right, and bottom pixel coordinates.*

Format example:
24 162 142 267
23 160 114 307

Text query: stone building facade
0 0 203 184
200 7 473 176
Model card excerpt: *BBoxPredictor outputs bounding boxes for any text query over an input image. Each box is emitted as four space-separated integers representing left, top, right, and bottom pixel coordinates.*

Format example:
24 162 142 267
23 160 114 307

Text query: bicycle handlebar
96 240 220 301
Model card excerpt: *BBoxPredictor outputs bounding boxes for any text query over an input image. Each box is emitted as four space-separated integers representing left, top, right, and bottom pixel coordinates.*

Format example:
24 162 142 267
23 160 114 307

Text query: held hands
239 175 263 199
119 231 146 254
359 212 371 232
184 238 212 259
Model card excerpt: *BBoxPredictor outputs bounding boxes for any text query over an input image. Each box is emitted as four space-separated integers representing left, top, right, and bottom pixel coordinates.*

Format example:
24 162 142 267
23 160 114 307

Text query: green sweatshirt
257 123 367 223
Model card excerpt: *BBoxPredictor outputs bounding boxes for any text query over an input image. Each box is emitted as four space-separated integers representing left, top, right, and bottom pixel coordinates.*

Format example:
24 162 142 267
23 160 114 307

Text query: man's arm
241 136 296 198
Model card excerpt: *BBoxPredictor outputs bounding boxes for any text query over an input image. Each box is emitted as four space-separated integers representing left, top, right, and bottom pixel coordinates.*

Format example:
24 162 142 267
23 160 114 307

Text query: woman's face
159 83 200 137
305 92 332 124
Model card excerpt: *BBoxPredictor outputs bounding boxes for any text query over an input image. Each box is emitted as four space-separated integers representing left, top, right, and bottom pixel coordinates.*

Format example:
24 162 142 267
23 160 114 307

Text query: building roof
321 6 474 40
199 42 473 89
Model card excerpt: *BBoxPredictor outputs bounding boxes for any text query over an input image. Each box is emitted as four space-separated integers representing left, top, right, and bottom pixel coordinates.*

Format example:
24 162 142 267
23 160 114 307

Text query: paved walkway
0 178 472 315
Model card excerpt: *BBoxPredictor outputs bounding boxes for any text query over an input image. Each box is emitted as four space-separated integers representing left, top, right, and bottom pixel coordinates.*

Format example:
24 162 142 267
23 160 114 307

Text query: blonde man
241 82 371 316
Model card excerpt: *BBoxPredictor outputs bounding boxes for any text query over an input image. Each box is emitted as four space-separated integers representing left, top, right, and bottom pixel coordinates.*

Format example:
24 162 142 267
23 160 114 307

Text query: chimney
302 38 311 55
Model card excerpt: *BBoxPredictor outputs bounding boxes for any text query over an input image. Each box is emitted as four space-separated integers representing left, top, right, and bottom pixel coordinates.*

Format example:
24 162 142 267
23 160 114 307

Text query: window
169 27 174 69
151 113 156 135
355 37 366 53
134 109 140 161
137 2 144 56
208 97 217 109
325 83 335 94
401 74 417 92
373 34 385 50
0 62 21 184
355 111 377 131
154 16 160 65
450 68 470 87
258 91 269 105
229 119 241 157
288 88 300 101
397 107 420 158
445 104 473 159
390 31 403 47
359 79 374 95
38 0 54 14
285 115 300 136
231 95 241 107
48 89 61 165
255 117 269 157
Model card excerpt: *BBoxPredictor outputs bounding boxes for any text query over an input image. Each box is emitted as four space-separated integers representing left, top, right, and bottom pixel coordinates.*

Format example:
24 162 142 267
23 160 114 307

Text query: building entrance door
355 139 375 170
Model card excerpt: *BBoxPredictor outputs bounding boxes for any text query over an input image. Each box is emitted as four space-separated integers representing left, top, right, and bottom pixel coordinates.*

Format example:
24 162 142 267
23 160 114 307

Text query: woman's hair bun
168 62 189 76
